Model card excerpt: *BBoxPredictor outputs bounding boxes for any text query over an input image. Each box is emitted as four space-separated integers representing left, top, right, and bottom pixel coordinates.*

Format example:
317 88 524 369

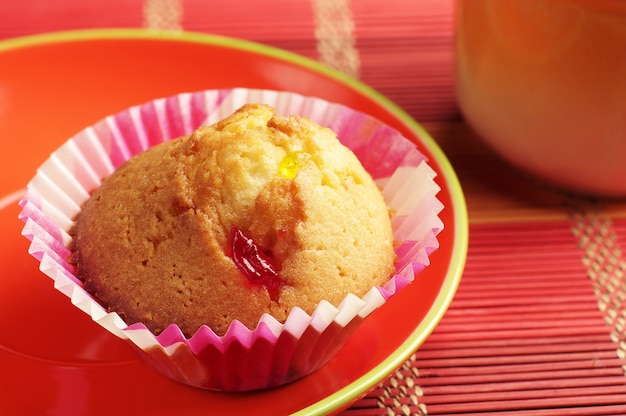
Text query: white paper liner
19 88 443 391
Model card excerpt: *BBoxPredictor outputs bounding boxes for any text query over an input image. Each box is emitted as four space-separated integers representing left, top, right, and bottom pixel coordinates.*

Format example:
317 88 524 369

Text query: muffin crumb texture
70 104 395 337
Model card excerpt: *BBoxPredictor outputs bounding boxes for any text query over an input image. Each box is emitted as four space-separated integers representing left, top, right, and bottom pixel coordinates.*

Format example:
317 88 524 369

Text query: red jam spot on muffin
278 151 310 179
231 226 282 302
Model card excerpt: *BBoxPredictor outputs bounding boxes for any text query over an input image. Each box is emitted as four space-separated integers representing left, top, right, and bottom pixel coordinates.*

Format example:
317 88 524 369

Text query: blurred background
0 0 460 124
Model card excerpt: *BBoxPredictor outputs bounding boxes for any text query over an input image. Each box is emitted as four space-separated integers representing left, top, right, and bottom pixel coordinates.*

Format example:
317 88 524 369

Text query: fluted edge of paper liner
18 88 443 391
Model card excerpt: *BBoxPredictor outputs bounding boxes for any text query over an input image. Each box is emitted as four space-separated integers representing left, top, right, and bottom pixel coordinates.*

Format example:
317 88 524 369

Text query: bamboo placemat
344 219 626 415
341 124 626 415
0 0 458 124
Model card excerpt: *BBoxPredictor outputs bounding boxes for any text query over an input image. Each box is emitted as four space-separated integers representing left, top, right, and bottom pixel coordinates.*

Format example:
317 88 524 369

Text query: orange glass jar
455 0 626 196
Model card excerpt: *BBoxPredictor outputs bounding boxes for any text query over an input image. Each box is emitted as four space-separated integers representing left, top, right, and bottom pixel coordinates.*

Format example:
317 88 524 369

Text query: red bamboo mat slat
343 218 626 415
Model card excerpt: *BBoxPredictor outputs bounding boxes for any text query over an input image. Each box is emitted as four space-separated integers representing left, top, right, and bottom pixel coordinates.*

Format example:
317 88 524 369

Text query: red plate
0 29 467 415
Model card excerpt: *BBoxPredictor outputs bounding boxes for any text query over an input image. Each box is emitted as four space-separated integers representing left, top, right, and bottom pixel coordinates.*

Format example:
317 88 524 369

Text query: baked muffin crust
71 104 395 337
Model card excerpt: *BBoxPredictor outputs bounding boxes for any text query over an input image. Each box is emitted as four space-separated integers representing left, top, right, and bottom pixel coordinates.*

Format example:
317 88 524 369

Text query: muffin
20 88 443 390
70 103 396 337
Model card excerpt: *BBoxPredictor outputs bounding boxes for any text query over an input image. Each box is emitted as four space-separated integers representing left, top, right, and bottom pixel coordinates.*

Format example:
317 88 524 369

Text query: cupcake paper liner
19 88 443 391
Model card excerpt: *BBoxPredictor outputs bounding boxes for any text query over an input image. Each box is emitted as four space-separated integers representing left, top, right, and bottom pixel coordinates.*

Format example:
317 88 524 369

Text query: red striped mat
344 206 626 415
0 0 459 124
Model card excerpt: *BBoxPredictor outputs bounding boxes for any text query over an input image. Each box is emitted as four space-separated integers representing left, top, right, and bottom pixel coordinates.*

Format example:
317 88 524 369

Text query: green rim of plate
0 28 468 416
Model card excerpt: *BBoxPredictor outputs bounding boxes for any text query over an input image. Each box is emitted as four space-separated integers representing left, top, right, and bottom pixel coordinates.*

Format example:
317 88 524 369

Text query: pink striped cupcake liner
19 88 443 391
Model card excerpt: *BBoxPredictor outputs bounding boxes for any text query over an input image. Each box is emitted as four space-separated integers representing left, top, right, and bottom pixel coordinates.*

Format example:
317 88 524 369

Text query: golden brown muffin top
71 104 395 337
